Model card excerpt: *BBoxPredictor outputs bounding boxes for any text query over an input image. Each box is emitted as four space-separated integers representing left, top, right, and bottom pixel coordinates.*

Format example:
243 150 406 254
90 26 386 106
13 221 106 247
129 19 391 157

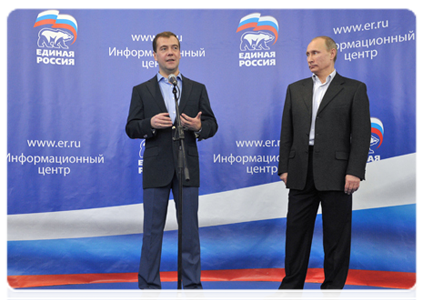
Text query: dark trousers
280 148 352 289
138 173 202 289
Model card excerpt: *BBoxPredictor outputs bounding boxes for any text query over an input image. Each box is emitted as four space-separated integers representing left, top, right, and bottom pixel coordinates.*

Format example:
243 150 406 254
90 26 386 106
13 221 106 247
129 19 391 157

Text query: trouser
138 173 202 289
280 148 352 289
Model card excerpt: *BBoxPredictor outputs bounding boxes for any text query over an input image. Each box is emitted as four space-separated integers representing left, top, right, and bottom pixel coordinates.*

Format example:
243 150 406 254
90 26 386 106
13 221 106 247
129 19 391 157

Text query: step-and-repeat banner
7 9 416 288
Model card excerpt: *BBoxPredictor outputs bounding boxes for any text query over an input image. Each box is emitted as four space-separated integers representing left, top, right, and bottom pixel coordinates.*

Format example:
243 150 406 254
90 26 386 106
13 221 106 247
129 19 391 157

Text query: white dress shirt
309 69 337 145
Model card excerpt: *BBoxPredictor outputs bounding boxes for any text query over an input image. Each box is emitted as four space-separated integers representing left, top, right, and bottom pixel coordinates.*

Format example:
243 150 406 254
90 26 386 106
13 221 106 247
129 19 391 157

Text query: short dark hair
152 31 180 53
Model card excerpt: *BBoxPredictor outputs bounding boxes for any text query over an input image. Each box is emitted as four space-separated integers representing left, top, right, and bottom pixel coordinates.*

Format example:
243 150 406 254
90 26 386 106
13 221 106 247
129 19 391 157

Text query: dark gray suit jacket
126 75 218 189
278 73 371 191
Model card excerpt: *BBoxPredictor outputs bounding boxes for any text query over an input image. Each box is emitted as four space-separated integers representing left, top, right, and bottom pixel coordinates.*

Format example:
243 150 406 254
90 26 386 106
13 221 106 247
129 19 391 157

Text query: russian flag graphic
34 10 78 44
237 13 279 45
52 14 78 43
371 118 384 148
254 16 279 44
236 13 261 32
33 10 59 27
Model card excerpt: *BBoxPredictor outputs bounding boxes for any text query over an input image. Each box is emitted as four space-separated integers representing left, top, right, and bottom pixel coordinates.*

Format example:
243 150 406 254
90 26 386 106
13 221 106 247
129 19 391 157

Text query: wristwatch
194 127 202 138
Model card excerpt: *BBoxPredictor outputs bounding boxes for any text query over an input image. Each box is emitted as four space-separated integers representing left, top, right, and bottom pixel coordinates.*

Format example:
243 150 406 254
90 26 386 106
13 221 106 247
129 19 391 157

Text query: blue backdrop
7 9 416 289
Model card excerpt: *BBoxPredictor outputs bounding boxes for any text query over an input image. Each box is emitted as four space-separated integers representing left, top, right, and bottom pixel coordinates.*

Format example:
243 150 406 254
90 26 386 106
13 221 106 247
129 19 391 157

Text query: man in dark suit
278 36 370 289
126 31 218 289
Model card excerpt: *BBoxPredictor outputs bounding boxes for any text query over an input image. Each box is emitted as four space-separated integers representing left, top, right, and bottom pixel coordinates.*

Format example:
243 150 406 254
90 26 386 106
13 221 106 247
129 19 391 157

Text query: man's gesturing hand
151 113 173 129
181 112 202 132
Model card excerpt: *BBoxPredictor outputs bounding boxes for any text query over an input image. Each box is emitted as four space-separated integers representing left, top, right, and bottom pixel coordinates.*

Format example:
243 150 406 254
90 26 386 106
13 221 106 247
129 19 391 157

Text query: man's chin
168 67 177 72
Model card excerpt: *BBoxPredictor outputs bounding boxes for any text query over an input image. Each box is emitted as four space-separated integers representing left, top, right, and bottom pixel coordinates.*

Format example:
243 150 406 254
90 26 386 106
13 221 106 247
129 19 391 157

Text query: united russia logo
236 13 279 67
34 10 78 66
34 10 78 47
369 117 384 157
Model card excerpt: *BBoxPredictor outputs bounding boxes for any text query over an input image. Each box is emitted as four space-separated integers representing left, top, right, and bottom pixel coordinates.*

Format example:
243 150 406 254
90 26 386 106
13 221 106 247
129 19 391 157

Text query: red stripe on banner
7 268 416 289
51 23 78 44
236 23 257 33
33 19 56 27
253 25 279 44
371 127 384 147
8 273 138 288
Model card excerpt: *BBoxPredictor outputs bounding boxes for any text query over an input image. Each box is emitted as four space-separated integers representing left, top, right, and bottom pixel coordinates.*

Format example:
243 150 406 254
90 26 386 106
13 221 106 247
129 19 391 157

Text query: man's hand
181 112 202 132
280 173 288 185
344 175 360 195
151 113 173 129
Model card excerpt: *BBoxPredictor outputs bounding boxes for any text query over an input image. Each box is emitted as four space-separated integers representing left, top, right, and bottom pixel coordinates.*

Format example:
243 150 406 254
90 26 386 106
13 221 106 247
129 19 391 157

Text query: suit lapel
146 76 167 112
179 75 192 113
317 73 345 115
301 79 313 114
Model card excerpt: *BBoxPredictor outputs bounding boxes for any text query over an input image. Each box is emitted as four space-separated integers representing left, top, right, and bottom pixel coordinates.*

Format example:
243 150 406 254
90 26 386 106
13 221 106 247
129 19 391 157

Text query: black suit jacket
126 75 218 189
278 73 371 191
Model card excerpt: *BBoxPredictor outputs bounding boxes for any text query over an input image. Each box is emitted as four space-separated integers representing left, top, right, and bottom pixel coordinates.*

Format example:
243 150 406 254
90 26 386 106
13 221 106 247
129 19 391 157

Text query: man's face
306 38 335 76
153 36 181 77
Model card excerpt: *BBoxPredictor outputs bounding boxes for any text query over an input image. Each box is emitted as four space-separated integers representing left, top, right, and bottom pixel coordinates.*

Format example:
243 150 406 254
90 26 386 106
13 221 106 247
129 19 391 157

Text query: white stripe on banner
8 153 416 241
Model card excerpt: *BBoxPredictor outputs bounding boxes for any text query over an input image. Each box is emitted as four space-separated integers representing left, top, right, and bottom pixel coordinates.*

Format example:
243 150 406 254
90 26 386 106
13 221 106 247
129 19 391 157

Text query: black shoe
140 295 156 300
322 293 339 300
191 294 207 300
263 291 301 300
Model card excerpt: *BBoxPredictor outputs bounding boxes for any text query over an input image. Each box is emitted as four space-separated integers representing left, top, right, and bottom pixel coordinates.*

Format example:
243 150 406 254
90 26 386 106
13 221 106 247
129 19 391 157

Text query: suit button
172 126 176 130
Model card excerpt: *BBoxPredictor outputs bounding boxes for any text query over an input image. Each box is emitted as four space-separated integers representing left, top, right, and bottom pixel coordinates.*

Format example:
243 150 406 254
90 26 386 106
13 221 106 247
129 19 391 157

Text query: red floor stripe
7 268 416 289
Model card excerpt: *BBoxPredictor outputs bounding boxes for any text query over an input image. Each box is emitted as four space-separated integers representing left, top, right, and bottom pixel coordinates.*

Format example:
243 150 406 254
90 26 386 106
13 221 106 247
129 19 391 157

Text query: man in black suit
126 31 218 289
278 36 370 289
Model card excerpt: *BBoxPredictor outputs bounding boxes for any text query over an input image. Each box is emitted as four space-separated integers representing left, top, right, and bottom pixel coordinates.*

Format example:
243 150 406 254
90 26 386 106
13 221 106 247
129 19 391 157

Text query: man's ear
330 48 337 61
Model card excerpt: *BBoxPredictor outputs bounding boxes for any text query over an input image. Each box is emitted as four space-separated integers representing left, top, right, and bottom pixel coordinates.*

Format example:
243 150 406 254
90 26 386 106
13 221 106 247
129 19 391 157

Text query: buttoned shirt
309 70 337 146
157 73 183 123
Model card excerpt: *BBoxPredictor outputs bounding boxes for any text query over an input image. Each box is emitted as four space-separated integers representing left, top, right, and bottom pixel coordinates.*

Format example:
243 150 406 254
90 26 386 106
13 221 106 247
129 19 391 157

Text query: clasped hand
151 112 202 132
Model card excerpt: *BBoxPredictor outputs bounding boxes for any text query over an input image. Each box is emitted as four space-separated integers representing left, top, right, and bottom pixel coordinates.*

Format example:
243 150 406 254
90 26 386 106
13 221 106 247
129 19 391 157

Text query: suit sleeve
278 86 293 175
196 84 218 141
125 86 155 140
347 82 371 180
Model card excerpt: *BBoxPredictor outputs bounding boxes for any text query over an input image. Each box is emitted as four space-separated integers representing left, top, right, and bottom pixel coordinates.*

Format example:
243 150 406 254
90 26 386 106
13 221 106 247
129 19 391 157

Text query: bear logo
240 31 275 51
37 28 74 49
